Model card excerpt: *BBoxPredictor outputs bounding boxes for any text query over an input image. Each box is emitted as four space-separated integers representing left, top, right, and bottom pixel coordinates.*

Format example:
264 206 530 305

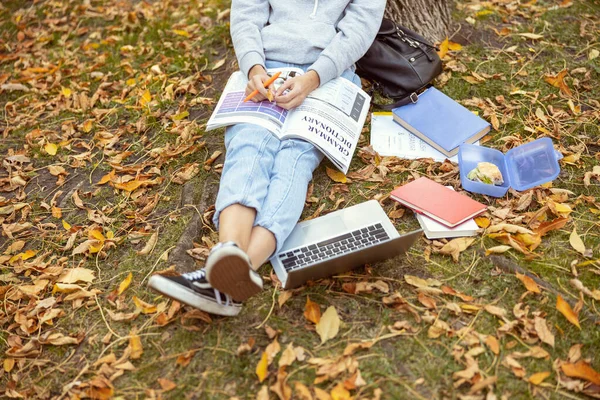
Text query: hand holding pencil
244 71 281 103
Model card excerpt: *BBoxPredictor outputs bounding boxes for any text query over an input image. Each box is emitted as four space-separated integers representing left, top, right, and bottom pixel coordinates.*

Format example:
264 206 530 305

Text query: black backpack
356 18 443 110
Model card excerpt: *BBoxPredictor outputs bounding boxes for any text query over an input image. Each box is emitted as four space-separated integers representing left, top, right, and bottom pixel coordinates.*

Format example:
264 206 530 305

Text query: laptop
270 200 422 289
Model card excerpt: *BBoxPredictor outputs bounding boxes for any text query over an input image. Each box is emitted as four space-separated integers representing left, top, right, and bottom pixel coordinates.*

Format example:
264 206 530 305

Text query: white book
415 187 479 239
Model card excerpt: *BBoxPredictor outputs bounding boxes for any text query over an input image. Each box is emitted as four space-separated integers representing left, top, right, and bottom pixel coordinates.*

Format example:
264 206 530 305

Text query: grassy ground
1 0 599 399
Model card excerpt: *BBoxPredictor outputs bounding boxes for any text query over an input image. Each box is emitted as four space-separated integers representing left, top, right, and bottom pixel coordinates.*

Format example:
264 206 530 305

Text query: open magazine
206 67 371 174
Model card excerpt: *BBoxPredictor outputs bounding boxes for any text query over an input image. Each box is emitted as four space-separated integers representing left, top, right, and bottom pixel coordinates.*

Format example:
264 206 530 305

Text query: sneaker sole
147 275 241 317
205 248 262 302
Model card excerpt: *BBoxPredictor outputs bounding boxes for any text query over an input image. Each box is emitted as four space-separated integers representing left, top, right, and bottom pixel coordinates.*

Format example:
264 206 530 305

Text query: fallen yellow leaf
528 371 551 385
172 29 190 37
326 166 347 183
256 352 268 383
118 272 133 295
556 295 580 329
516 272 541 294
44 143 58 155
561 361 600 385
316 306 340 344
133 296 157 314
438 37 449 58
304 297 321 324
129 331 143 359
330 383 351 400
140 89 152 107
569 228 586 255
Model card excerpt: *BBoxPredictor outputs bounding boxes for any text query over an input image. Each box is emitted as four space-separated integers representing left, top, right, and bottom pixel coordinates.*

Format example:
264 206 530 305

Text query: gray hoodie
230 0 386 86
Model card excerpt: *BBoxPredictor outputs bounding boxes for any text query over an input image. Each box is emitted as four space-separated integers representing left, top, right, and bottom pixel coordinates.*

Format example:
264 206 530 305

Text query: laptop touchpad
303 216 347 239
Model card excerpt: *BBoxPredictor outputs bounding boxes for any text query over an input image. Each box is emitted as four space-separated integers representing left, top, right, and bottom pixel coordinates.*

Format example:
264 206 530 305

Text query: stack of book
390 177 486 239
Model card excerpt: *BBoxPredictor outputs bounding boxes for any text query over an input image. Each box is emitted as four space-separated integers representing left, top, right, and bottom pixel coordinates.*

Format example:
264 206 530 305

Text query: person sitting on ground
148 0 386 316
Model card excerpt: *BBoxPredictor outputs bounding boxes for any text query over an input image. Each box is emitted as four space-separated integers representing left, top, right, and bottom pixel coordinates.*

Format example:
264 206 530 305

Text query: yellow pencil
243 71 281 102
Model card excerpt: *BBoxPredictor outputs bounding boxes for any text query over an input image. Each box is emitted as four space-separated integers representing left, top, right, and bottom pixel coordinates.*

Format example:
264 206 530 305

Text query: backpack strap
372 92 420 110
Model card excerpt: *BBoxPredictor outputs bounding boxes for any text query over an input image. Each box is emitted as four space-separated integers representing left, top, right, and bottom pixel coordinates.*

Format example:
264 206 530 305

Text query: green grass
1 0 600 398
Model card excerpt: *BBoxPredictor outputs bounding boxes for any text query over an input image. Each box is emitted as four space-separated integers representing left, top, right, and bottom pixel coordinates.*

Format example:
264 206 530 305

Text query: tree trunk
385 0 453 42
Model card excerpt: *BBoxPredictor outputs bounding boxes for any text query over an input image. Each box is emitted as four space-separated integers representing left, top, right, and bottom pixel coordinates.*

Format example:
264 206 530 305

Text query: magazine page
206 68 304 137
281 77 370 174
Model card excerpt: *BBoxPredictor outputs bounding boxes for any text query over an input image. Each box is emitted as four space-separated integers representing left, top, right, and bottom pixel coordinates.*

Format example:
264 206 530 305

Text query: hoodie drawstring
310 0 319 18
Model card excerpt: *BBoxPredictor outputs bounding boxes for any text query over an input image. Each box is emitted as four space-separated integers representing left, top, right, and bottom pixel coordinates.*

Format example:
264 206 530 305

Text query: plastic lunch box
458 137 563 197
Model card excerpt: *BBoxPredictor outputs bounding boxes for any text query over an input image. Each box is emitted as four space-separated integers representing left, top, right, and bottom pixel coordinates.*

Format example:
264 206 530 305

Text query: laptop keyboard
279 223 390 272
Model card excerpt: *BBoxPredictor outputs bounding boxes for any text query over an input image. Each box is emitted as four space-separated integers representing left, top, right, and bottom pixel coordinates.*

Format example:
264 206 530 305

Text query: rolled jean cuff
253 219 285 255
212 197 262 231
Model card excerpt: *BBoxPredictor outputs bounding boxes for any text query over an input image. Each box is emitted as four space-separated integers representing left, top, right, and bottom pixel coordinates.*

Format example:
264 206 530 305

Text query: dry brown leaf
204 151 222 166
516 32 544 40
516 272 541 294
157 378 177 392
270 367 292 400
294 382 313 400
544 69 572 97
304 297 321 324
316 306 340 344
485 336 500 355
556 295 580 329
137 231 158 255
404 275 442 289
417 292 437 309
278 290 293 308
354 280 390 294
534 316 555 347
428 319 450 339
485 245 512 256
176 350 196 367
568 344 583 363
343 369 366 390
266 338 281 365
72 190 86 209
441 285 474 302
484 304 508 320
439 237 476 262
488 224 533 235
279 343 296 367
257 385 270 400
57 268 96 284
343 341 374 356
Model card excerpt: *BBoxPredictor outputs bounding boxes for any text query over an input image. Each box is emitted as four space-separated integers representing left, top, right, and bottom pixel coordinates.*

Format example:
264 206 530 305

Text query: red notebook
390 177 486 227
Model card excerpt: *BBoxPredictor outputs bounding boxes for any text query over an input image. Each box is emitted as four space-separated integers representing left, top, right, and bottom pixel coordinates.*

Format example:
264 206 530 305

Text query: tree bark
385 0 453 42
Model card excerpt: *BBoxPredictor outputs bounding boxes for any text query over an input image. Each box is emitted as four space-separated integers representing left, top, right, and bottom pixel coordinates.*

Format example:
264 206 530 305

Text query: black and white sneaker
147 269 242 317
205 242 263 302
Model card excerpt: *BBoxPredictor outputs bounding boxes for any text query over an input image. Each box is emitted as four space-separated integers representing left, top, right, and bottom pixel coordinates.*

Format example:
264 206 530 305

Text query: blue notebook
392 88 490 157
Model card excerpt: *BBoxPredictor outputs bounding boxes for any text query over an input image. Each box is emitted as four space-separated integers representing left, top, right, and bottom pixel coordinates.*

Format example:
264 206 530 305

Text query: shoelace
182 269 233 306
182 269 206 281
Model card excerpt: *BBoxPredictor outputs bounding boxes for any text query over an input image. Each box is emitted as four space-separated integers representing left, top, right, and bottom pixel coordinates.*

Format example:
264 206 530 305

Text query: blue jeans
213 60 361 253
